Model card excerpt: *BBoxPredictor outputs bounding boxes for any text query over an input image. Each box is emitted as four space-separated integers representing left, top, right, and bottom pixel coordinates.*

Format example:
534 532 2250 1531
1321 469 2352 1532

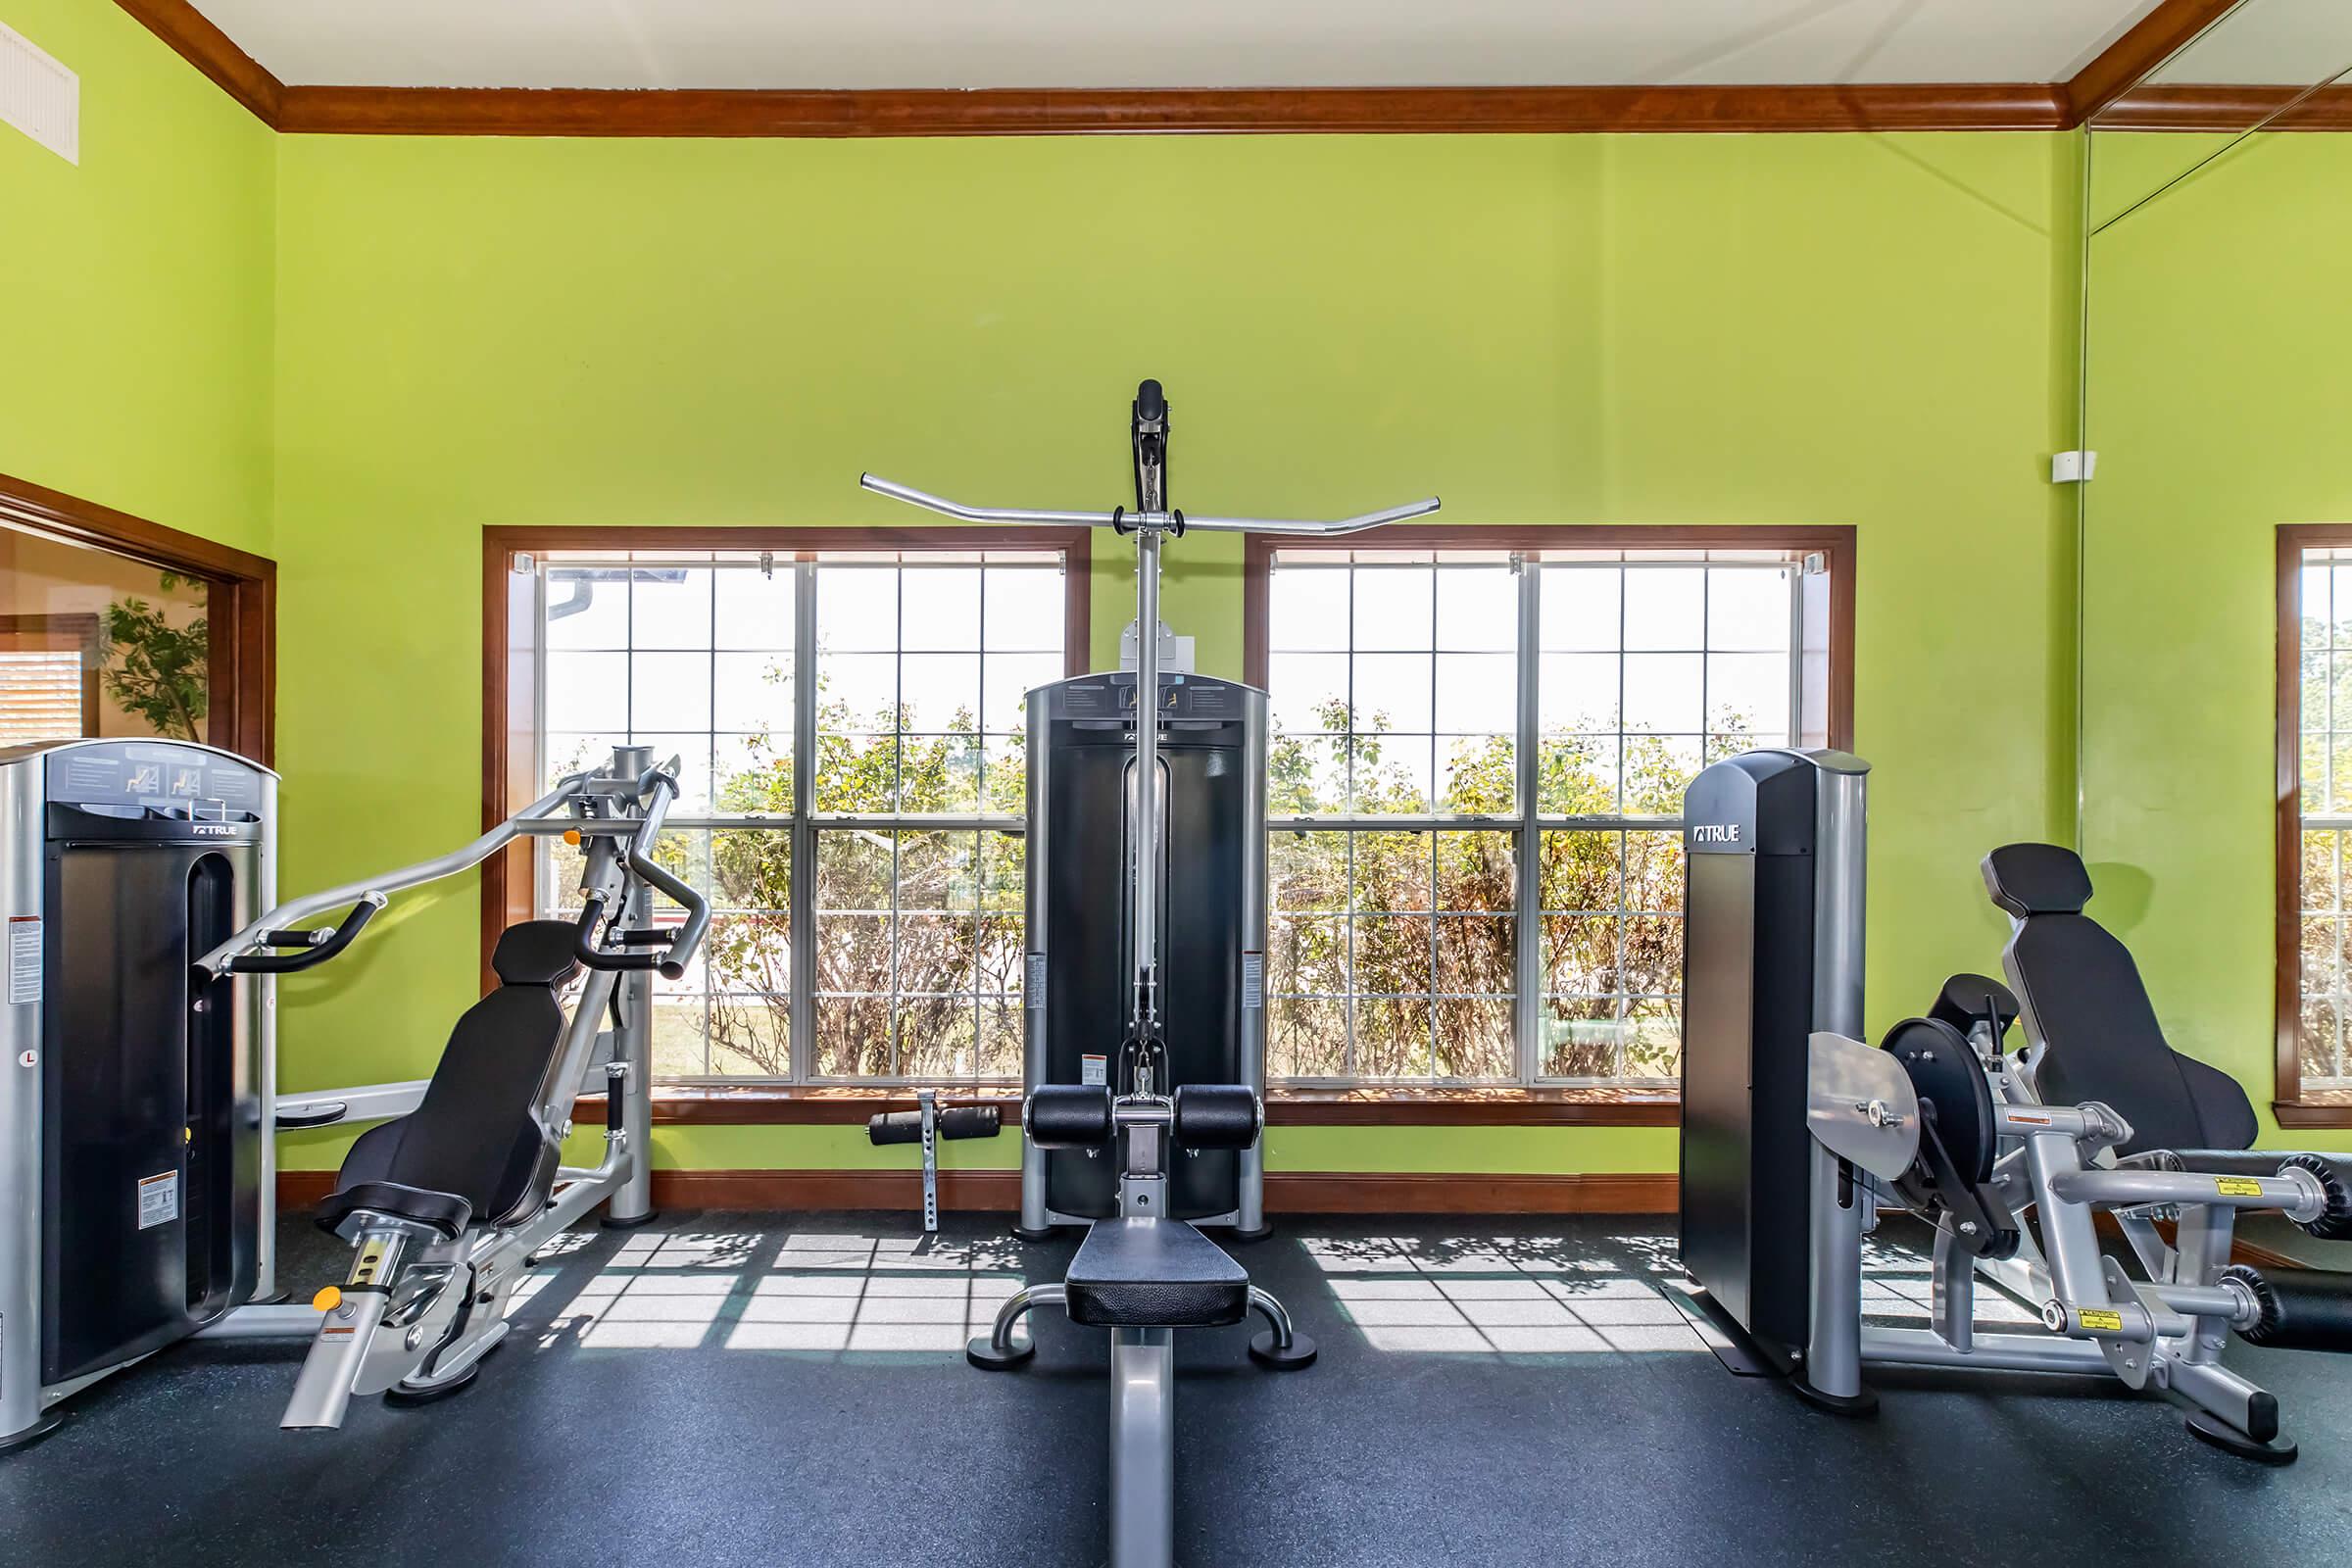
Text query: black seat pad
1987 845 2259 1157
315 1180 472 1240
321 920 578 1233
1065 1218 1249 1329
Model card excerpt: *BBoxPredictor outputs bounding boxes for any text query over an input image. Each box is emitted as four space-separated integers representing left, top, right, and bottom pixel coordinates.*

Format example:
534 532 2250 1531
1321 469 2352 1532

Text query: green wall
0 0 274 554
268 130 2083 1173
2082 131 2352 1145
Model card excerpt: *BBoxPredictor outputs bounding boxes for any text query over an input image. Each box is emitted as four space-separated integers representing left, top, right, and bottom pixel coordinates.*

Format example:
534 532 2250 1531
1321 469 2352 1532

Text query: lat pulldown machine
861 380 1437 1568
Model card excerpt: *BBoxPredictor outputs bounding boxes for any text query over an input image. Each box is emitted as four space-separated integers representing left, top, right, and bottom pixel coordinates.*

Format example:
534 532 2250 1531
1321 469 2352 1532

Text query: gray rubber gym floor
4 1211 2349 1568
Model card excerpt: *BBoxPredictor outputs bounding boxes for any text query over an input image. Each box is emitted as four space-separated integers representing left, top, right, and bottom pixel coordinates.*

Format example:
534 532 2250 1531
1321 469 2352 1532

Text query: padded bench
1065 1217 1250 1329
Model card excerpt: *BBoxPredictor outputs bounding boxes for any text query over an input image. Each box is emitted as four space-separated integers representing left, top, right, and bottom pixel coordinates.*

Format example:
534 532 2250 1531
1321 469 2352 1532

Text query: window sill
572 1084 1681 1128
2274 1095 2352 1131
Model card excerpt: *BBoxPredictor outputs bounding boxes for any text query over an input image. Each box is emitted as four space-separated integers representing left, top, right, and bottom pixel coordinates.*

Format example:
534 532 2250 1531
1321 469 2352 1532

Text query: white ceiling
190 0 2170 92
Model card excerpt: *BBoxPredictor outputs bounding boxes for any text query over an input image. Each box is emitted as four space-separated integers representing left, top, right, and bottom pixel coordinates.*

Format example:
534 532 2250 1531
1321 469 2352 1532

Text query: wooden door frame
0 469 275 764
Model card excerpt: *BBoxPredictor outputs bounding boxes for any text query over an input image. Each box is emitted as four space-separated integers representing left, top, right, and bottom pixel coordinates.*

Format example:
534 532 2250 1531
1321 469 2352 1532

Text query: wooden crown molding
2096 83 2352 132
2063 0 2244 125
268 81 2068 137
113 0 2338 139
116 0 281 125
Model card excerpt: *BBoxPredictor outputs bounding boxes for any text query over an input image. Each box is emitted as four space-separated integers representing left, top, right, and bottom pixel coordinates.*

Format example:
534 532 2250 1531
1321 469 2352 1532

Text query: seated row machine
969 1072 1314 1568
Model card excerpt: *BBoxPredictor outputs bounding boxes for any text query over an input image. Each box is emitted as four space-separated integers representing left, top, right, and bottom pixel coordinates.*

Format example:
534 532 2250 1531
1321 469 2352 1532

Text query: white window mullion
1514 558 1543 1087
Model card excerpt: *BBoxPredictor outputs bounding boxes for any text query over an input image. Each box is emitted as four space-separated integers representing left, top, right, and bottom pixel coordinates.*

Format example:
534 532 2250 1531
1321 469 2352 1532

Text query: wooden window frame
495 522 1848 1129
480 523 1093 1046
1237 521 1855 1122
2276 524 2352 1128
0 469 275 764
0 613 103 739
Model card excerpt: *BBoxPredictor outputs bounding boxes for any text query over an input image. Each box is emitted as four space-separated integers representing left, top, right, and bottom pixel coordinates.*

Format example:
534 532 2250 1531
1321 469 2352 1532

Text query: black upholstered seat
1984 845 2259 1156
318 921 582 1235
1065 1218 1250 1329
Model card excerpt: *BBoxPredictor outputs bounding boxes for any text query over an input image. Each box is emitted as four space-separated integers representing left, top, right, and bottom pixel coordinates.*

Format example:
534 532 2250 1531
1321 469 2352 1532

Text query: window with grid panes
533 549 1067 1083
1263 547 1805 1089
2293 549 2352 1093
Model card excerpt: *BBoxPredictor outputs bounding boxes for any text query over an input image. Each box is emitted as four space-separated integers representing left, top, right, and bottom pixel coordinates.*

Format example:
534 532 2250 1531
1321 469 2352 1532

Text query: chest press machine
862 380 1437 1567
194 744 710 1429
1681 751 2352 1462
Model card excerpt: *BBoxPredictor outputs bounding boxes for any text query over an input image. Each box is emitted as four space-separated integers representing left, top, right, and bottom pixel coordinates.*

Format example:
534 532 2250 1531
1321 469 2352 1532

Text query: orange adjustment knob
563 829 581 845
313 1286 342 1312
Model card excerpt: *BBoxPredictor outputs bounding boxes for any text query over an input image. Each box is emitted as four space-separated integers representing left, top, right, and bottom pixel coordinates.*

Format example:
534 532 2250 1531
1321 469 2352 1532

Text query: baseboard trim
276 1168 1677 1216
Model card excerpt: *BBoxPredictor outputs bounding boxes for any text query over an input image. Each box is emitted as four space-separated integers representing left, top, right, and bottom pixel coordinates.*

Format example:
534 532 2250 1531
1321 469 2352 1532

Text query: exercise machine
866 1091 1003 1232
863 379 1429 1565
1681 750 2352 1460
867 384 1433 1249
1015 607 1271 1239
0 739 328 1449
191 743 708 1429
969 1080 1317 1564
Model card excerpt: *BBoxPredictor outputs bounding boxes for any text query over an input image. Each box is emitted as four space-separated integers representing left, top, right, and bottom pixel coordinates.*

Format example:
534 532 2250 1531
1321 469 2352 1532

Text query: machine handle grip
219 895 385 975
624 771 709 980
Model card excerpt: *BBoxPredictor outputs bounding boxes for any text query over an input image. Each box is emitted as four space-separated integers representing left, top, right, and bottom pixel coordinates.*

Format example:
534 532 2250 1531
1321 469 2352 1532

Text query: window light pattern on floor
1299 1232 1710 1354
1858 1239 2041 1329
505 1229 1030 1354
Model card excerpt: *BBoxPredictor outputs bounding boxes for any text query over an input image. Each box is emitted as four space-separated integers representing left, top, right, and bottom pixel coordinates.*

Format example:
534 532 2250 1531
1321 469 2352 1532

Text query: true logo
1692 824 1741 844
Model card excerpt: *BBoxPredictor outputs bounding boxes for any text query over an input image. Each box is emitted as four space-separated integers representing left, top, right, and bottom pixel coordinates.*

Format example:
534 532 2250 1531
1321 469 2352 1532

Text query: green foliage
1265 691 1751 1084
563 648 1757 1085
101 573 207 742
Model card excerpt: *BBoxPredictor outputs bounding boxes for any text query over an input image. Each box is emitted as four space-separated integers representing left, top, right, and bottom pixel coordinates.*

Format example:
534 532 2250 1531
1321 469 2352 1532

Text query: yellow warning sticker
2079 1308 2124 1333
2216 1176 2264 1198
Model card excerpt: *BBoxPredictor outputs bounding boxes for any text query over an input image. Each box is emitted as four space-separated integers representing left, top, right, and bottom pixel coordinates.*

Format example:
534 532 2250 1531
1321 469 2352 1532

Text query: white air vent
0 20 77 165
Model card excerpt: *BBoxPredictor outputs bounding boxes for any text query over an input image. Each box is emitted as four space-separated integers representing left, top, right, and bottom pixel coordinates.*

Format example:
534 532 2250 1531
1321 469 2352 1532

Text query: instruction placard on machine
1082 1054 1106 1087
7 916 38 1004
136 1171 179 1231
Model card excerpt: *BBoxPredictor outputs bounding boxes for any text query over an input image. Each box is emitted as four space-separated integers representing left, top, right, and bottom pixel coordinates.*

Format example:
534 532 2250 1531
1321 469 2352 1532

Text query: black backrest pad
1982 843 2093 917
354 970 570 1221
1990 845 2257 1154
493 918 585 987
